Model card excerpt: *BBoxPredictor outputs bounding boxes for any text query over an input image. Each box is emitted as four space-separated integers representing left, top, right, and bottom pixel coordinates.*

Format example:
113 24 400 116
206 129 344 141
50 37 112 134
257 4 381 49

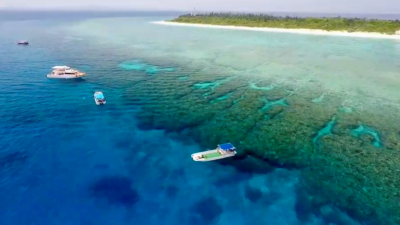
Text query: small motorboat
17 41 29 45
94 91 106 105
191 143 237 162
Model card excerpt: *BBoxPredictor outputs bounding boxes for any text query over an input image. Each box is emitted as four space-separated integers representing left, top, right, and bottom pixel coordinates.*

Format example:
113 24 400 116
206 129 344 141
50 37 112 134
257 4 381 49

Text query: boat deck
203 151 222 159
191 148 236 162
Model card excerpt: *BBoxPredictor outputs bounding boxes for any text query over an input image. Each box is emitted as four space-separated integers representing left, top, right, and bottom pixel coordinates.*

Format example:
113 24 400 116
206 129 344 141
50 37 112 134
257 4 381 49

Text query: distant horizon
1 8 400 16
2 0 399 15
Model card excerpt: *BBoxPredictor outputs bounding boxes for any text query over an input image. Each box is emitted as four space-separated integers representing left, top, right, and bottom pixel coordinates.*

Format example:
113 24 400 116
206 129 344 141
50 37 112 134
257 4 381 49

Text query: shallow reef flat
66 18 400 225
123 58 400 225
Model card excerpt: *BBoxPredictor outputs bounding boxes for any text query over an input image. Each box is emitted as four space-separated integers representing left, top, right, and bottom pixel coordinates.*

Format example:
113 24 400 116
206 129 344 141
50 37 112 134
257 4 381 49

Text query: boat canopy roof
52 66 70 70
95 93 104 99
218 143 235 151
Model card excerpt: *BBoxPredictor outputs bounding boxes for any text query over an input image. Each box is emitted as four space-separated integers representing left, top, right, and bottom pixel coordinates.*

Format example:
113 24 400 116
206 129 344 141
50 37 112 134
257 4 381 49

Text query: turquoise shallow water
0 13 321 225
1 12 399 225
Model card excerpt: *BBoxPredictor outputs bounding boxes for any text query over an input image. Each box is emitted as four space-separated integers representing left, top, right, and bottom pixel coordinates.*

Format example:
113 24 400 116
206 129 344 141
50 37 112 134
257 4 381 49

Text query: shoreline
152 21 400 39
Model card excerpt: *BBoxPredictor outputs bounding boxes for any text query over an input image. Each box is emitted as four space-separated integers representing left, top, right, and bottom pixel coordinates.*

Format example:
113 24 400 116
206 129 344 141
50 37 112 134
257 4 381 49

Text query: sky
0 0 400 14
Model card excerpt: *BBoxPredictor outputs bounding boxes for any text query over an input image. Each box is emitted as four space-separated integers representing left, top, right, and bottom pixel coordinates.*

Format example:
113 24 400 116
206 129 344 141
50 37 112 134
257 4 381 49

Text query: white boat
94 91 106 105
17 40 29 45
191 143 237 162
47 66 85 79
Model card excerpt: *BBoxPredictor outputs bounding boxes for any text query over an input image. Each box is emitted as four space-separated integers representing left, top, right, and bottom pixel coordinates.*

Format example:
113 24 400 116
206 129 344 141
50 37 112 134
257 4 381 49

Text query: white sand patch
152 21 400 40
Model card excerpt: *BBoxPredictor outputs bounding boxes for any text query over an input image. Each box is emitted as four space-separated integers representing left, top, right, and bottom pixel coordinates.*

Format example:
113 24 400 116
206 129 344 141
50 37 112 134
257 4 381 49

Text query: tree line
170 13 400 34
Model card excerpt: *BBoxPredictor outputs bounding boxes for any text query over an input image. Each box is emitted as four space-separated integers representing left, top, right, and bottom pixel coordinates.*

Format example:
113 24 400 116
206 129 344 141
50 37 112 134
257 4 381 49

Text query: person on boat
219 148 230 155
220 148 234 155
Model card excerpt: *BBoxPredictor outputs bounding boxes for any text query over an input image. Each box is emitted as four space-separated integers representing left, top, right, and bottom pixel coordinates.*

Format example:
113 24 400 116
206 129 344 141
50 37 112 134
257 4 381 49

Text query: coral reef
118 60 175 75
122 60 400 224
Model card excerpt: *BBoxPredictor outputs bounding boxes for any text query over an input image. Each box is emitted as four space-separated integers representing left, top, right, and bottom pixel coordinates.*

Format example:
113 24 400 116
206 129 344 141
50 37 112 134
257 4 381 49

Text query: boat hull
47 72 85 79
191 149 236 162
94 92 106 105
47 74 84 79
94 99 106 105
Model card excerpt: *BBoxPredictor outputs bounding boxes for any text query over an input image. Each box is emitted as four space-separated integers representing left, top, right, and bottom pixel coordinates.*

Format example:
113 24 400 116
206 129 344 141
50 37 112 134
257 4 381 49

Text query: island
157 13 400 38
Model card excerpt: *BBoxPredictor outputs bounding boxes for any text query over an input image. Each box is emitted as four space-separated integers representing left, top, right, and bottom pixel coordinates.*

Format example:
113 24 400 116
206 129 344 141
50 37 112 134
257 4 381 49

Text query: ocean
0 11 399 225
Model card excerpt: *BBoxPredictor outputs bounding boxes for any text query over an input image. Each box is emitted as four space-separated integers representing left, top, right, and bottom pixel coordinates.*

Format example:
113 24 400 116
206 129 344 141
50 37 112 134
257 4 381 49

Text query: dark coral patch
164 185 179 198
89 175 139 207
191 196 223 224
244 185 263 202
213 172 252 187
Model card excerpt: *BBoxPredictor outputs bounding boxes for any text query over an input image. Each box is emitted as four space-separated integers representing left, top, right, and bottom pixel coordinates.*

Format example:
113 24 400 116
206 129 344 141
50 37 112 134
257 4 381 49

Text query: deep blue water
0 11 368 225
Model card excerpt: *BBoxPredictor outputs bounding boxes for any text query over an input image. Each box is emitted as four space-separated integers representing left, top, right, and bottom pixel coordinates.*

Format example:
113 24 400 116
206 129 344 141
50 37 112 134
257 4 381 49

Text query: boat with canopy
191 143 236 162
94 91 106 105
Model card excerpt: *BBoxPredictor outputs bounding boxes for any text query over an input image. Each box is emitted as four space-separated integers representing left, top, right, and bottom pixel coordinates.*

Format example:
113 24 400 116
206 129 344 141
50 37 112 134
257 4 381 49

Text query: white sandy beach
152 21 400 40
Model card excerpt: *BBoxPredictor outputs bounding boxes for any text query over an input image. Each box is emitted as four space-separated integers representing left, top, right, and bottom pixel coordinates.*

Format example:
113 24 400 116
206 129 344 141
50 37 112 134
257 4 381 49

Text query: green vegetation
131 67 400 224
170 13 400 34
